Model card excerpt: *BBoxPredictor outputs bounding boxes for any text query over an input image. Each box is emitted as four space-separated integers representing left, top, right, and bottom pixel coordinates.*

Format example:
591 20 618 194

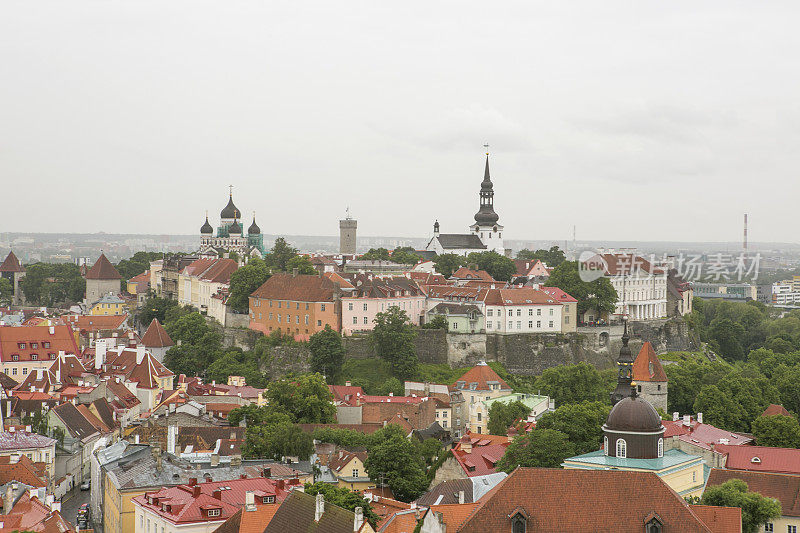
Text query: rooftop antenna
743 214 748 253
346 206 352 220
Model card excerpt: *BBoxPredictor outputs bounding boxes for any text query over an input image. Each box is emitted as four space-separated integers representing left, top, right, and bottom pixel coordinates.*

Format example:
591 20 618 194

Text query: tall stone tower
339 208 357 255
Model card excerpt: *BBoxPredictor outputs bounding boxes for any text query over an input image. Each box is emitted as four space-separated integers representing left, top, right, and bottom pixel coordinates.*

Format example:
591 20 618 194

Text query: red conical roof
85 253 121 280
0 251 24 273
141 318 174 348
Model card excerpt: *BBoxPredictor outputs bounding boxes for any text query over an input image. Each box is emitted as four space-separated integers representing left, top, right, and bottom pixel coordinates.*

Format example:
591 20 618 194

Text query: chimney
212 489 222 500
134 434 140 444
697 412 703 424
9 454 19 464
276 479 285 490
458 490 465 504
461 439 472 454
210 453 220 467
354 506 364 532
49 326 55 335
245 491 256 511
189 478 197 486
192 485 201 497
95 339 107 371
683 414 691 427
673 412 679 421
345 381 351 387
314 493 325 522
4 484 13 515
5 400 10 419
230 455 242 467
151 446 162 471
167 425 177 455
36 368 44 380
136 346 146 365
263 467 272 478
24 425 31 433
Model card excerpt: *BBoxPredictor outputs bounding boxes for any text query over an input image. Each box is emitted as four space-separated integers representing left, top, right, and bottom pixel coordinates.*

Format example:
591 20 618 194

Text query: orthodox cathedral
198 189 265 257
426 154 507 256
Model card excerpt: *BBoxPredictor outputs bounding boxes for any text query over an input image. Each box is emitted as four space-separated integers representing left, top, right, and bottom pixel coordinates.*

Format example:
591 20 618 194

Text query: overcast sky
2 1 798 243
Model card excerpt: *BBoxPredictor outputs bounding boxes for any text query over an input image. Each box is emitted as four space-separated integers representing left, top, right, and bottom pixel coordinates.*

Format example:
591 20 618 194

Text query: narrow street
60 486 94 531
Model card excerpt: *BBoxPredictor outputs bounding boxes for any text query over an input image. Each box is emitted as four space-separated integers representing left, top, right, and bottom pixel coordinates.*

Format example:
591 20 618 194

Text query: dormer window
11 355 19 361
18 343 25 350
645 517 663 533
207 508 221 517
43 342 50 348
30 343 38 349
510 511 527 533
751 456 761 463
262 496 275 503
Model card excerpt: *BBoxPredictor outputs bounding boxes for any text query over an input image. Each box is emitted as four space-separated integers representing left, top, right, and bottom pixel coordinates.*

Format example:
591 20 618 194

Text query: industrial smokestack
743 213 748 253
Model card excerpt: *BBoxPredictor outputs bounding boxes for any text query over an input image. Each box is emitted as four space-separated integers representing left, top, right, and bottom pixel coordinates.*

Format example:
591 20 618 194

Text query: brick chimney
354 506 363 531
314 493 325 522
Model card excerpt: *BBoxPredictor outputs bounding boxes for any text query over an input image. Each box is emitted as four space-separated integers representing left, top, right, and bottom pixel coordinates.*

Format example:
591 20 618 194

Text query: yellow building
89 294 126 316
329 450 375 492
450 362 513 436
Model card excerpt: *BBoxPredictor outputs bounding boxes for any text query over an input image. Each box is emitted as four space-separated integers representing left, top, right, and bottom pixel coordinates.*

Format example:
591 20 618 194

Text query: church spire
474 151 499 226
610 319 635 405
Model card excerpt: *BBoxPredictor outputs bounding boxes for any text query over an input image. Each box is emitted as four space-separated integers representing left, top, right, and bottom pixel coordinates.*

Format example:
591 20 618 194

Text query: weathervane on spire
229 184 233 197
346 206 352 220
483 143 489 155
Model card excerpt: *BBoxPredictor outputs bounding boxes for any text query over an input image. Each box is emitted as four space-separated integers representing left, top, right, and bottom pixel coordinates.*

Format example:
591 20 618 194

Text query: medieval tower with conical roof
199 188 265 257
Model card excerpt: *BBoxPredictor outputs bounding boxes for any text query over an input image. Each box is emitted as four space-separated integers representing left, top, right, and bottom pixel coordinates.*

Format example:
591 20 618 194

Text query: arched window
616 438 627 458
511 513 526 533
604 436 609 456
658 438 664 458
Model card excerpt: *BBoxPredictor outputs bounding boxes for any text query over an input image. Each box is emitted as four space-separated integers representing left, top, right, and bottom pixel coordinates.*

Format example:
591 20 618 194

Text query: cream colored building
450 362 513 436
178 258 237 324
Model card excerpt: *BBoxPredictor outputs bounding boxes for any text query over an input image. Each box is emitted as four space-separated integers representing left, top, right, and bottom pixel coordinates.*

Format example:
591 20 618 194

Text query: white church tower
468 153 504 253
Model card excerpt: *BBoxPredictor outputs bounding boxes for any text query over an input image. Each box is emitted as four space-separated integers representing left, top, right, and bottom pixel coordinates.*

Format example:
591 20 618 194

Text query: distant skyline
2 1 799 243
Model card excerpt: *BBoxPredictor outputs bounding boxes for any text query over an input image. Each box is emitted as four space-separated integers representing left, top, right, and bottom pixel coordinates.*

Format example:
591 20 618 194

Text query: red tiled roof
141 318 174 348
199 259 238 284
328 449 367 473
457 468 718 532
0 324 79 363
538 286 578 303
452 442 509 477
706 468 800 517
2 492 73 532
427 503 479 531
60 313 128 332
85 253 122 280
212 505 281 533
689 504 742 533
452 362 510 391
718 444 800 474
323 272 355 289
662 419 751 450
0 454 47 487
452 268 494 282
251 273 338 302
588 253 664 276
0 252 24 273
480 287 560 306
327 384 364 406
632 342 668 382
762 404 792 417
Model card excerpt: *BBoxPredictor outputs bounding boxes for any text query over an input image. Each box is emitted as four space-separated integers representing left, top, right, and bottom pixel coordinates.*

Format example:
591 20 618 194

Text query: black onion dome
228 220 242 235
220 194 240 220
200 216 213 234
248 216 261 235
474 156 500 225
604 395 663 433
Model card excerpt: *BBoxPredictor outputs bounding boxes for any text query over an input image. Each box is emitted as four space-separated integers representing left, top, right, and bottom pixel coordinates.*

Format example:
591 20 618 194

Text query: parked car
80 481 90 491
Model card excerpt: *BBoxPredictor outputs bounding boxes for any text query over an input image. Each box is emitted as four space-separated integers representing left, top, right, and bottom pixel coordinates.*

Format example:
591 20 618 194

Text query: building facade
199 190 265 257
85 254 122 305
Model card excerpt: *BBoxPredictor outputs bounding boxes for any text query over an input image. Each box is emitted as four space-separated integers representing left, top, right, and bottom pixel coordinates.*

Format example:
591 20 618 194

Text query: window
487 309 493 317
548 321 553 328
363 317 368 325
528 309 533 316
22 368 27 375
18 343 25 349
658 438 663 458
317 320 322 326
516 309 521 317
31 354 37 360
565 316 570 324
263 496 275 503
11 355 18 361
321 304 326 312
30 342 38 349
536 320 541 328
11 368 16 376
208 509 221 517
348 303 353 311
508 321 513 329
528 321 533 328
564 305 569 312
305 315 309 325
604 436 609 456
278 301 282 308
516 321 521 329
306 303 310 310
616 438 627 458
477 412 482 421
352 469 359 478
788 525 797 533
452 322 458 330
511 513 527 533
277 314 281 323
692 471 696 482
296 302 300 309
363 303 368 311
353 317 358 324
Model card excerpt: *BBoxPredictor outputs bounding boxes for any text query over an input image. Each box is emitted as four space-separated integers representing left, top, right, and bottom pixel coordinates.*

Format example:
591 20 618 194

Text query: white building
481 287 565 334
590 253 668 320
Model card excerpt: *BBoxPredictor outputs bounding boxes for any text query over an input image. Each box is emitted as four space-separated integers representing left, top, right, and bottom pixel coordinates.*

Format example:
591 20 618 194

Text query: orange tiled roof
0 252 24 273
762 404 792 417
141 318 174 348
452 363 510 391
85 253 121 280
632 342 668 382
251 273 338 302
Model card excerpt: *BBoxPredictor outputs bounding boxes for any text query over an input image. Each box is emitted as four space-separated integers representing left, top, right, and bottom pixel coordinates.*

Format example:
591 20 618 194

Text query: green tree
228 405 289 427
265 238 300 272
138 296 181 327
372 307 418 379
545 261 617 316
309 326 346 381
487 401 530 436
433 254 467 278
20 263 85 305
115 251 166 280
286 255 317 275
496 429 576 472
164 312 214 345
709 317 747 361
303 483 380 525
360 248 392 261
701 479 781 533
465 251 517 282
535 362 610 407
751 415 800 448
363 432 428 502
516 246 566 267
536 401 611 455
421 315 448 331
162 312 223 377
264 373 336 423
0 278 12 304
243 420 313 460
391 247 421 265
227 257 270 313
206 348 267 388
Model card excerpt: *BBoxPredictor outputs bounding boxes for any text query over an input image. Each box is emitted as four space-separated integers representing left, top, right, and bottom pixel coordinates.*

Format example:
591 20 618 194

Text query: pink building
340 275 426 335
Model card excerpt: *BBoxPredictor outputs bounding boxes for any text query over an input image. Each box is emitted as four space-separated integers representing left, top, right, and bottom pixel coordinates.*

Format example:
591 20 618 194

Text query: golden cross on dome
483 143 489 155
229 184 233 196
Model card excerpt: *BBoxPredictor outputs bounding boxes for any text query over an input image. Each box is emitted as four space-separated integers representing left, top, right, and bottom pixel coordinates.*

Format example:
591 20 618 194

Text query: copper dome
603 396 663 433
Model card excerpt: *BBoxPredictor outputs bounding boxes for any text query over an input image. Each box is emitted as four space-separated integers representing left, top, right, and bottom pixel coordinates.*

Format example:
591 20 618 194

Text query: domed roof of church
200 216 213 234
228 220 242 235
248 216 261 235
220 194 240 220
604 392 663 433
